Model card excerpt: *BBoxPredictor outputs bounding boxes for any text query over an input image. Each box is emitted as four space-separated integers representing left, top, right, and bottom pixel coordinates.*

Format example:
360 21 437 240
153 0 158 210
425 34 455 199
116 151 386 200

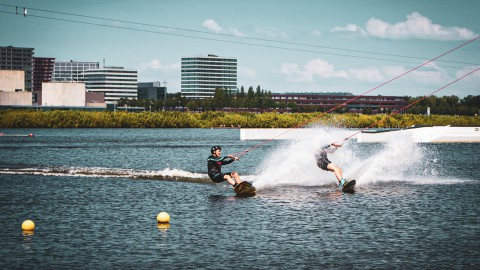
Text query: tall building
138 82 167 100
181 54 237 99
0 46 34 91
33 57 55 92
83 66 137 103
52 61 99 82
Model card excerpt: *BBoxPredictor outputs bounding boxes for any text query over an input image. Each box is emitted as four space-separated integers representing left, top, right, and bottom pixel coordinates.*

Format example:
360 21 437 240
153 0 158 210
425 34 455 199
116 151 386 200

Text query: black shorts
317 158 331 171
209 172 232 183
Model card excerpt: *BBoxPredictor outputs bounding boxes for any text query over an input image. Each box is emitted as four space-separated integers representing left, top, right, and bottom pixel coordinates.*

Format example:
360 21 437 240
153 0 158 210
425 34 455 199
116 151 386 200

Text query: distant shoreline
0 110 479 129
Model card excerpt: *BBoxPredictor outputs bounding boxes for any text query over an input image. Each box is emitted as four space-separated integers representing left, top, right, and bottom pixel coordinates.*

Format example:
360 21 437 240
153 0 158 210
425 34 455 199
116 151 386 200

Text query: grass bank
0 110 478 128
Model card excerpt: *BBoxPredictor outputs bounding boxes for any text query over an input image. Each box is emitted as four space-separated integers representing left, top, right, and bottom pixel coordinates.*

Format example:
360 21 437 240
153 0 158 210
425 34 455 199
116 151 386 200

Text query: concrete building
83 66 137 103
33 57 55 92
86 92 106 107
138 82 167 100
0 91 32 106
52 61 99 82
181 54 237 99
0 46 34 91
0 70 31 105
42 82 86 107
0 70 24 92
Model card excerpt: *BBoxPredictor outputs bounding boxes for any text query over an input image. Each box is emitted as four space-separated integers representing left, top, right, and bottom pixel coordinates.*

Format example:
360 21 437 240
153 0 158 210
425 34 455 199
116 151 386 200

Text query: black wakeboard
342 179 356 193
234 181 256 197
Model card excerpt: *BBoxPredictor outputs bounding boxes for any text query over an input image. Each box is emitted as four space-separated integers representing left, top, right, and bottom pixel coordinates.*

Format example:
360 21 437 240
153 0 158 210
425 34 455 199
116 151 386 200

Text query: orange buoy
22 220 35 231
157 212 170 223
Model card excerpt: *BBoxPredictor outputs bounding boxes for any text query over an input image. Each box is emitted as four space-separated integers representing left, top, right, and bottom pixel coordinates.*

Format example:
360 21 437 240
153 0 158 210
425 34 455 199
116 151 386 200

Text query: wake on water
0 127 467 188
251 127 466 189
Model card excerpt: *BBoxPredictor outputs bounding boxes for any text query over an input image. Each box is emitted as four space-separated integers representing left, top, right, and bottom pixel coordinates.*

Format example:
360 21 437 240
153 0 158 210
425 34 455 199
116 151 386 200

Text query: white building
181 54 237 99
42 82 86 106
83 66 137 103
52 61 99 82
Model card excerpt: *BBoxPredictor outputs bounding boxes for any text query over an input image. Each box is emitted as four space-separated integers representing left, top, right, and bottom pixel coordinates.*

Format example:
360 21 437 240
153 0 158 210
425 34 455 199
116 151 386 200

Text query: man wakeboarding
315 143 355 192
207 146 243 187
207 146 256 196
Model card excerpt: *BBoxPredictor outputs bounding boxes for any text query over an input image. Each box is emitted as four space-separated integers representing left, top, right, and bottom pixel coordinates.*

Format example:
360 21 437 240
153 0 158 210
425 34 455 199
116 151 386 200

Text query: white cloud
312 30 322 37
255 27 289 39
202 19 245 36
366 12 477 40
330 23 368 38
136 59 179 71
238 66 256 79
331 12 477 40
383 64 450 85
203 19 222 33
228 28 246 37
278 57 465 87
279 58 348 83
455 66 480 81
348 67 383 82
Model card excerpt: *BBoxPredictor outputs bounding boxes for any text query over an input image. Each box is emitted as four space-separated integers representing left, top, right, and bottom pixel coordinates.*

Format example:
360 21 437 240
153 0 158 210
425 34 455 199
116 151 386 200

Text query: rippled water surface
0 128 479 269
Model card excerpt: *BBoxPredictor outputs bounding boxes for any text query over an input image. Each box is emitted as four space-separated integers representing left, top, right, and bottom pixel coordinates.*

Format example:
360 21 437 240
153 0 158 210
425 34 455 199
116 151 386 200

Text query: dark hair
211 146 221 154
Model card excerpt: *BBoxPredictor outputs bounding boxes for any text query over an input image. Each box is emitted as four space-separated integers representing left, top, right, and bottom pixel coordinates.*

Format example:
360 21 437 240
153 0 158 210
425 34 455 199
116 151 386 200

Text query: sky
1 0 479 97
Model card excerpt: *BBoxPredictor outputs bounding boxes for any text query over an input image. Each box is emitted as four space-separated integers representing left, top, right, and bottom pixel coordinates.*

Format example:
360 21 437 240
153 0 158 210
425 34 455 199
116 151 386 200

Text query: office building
33 57 55 91
0 46 34 91
181 54 237 99
138 82 167 100
272 93 409 113
83 66 137 103
52 61 99 82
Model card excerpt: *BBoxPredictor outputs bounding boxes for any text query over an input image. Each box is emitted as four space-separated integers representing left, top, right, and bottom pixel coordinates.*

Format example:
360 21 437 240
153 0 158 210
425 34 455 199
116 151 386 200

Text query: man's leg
223 174 236 186
327 163 343 182
231 172 242 185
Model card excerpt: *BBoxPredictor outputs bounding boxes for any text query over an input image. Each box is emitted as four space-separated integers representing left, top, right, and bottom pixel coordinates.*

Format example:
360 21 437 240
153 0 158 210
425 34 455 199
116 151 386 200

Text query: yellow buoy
22 220 35 231
157 212 170 223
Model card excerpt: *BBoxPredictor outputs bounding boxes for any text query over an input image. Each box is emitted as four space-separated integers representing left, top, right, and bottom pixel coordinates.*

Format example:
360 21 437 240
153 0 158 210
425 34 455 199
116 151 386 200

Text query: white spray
252 127 449 189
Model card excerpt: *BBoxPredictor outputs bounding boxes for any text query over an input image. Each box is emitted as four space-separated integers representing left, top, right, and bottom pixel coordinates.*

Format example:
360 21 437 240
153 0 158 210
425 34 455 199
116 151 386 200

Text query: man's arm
322 143 340 153
208 156 228 162
222 155 237 165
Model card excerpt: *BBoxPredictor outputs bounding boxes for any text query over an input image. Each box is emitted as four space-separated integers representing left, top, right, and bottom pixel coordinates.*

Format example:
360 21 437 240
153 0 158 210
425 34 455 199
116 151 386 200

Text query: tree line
118 86 480 116
118 86 289 111
406 95 480 116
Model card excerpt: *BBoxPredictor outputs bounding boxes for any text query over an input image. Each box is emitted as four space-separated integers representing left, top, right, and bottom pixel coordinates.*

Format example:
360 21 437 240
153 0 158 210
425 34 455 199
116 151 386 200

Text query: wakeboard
341 179 356 193
234 181 256 197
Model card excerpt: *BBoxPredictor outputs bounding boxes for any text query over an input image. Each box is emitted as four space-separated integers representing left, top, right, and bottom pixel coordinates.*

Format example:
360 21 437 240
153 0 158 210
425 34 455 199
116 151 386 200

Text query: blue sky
1 0 479 97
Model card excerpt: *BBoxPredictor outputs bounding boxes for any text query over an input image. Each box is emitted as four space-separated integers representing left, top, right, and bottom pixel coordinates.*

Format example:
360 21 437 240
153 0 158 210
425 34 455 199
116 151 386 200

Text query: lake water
0 128 479 269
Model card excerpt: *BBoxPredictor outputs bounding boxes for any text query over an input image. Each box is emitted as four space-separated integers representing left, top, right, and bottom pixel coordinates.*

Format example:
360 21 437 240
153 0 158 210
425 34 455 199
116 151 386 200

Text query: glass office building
83 67 137 103
138 82 167 100
181 54 237 99
52 61 100 82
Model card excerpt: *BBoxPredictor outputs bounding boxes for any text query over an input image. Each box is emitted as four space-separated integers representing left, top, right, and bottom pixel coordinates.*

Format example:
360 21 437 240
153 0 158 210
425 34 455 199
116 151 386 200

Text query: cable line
0 5 478 69
334 66 480 145
11 4 477 67
233 35 479 158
